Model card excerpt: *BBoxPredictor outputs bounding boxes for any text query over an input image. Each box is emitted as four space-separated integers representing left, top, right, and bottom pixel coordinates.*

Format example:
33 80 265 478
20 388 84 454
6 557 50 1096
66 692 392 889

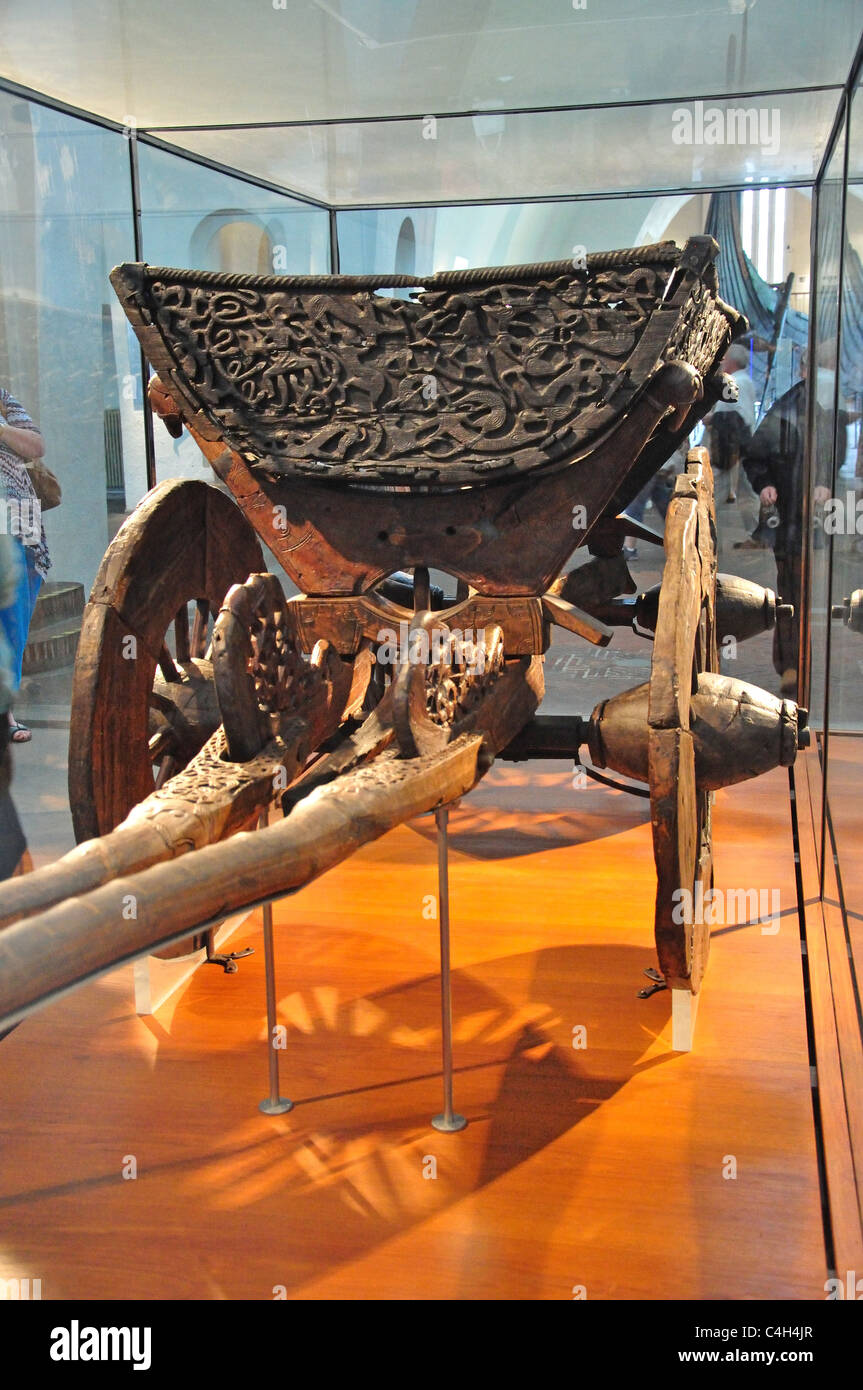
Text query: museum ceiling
1 1 859 204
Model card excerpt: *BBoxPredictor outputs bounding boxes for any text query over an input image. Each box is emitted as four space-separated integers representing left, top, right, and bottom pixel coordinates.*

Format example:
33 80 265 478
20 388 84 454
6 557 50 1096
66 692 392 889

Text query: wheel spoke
192 600 210 659
153 754 177 790
158 644 182 683
148 728 176 762
174 603 191 663
149 690 175 716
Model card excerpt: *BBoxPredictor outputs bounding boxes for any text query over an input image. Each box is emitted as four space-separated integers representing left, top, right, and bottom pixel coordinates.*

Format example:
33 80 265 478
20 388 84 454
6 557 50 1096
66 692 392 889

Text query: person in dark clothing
741 358 833 693
705 343 757 503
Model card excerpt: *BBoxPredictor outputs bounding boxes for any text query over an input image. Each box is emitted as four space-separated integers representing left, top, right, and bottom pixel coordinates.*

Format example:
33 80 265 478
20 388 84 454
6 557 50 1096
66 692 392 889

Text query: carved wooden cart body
0 236 805 1039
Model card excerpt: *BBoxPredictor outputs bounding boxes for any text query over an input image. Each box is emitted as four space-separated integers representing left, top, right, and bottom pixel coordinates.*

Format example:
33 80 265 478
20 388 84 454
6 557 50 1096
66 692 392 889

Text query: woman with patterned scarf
0 386 52 742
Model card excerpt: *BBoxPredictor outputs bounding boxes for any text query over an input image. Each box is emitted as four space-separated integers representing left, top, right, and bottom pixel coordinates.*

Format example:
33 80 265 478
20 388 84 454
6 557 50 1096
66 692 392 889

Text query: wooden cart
0 236 805 1037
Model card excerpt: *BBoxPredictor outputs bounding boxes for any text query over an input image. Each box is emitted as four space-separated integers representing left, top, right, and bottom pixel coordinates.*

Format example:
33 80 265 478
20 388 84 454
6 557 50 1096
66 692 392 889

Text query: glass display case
0 14 860 879
0 0 862 1322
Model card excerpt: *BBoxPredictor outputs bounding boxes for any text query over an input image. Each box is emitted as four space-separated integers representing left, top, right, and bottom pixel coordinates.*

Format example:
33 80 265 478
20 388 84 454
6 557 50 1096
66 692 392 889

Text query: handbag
24 459 62 510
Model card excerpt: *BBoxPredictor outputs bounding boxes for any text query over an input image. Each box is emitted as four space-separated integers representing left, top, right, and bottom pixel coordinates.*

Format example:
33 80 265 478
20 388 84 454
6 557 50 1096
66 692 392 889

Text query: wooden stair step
29 580 85 631
23 618 81 675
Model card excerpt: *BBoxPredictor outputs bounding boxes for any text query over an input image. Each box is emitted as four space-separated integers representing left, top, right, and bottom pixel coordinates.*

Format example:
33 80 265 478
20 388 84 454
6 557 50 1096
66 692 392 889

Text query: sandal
9 720 31 743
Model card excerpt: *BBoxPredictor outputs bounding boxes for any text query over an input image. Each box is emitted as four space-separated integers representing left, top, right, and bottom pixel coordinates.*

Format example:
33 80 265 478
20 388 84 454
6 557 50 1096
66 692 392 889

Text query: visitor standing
0 386 52 743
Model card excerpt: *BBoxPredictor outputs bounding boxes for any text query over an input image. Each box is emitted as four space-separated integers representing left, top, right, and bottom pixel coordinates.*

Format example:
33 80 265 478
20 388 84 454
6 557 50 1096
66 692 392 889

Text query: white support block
671 987 700 1052
133 912 249 1016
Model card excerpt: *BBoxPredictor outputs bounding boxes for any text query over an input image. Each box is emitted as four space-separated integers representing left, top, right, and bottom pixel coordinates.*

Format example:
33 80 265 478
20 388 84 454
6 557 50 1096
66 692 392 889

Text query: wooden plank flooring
823 734 863 996
0 762 827 1300
798 744 863 1277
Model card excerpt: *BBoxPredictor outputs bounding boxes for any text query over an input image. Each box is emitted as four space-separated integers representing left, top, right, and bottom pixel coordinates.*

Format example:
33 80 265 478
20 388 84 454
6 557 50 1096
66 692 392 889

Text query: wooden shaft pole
0 738 483 1033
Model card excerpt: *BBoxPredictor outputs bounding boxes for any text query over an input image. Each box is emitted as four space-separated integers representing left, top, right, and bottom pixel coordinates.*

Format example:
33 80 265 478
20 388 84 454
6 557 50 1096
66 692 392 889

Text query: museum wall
337 193 723 279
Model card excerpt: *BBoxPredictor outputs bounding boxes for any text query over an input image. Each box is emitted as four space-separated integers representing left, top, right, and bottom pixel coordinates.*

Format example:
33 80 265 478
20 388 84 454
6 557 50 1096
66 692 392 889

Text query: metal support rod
127 130 157 492
258 812 293 1117
328 206 341 274
431 805 467 1133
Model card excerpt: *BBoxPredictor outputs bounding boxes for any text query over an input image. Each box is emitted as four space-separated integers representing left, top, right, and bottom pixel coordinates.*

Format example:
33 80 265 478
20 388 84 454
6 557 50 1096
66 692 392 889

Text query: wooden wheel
648 448 718 994
70 480 263 846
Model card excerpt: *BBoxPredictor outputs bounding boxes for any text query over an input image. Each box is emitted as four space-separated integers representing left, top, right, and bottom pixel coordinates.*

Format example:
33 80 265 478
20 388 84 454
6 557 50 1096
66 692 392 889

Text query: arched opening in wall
188 211 273 275
394 217 416 278
385 217 418 300
739 187 812 311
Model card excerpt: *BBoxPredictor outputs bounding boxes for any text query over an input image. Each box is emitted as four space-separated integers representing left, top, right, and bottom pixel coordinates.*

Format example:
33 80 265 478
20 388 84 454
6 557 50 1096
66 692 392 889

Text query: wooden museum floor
0 745 851 1302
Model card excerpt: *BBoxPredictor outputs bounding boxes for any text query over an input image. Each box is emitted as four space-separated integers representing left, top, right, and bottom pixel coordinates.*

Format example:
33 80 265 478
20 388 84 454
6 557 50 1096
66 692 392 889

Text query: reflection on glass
825 70 863 924
0 91 138 864
2 0 858 132
809 125 847 735
826 92 863 735
166 89 839 208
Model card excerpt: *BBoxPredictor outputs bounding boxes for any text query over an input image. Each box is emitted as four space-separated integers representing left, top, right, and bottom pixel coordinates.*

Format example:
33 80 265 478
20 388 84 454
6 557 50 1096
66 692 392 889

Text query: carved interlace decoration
393 620 507 757
124 726 288 851
663 282 731 382
118 249 736 487
213 571 333 762
133 729 276 811
334 737 478 796
243 574 317 723
423 626 505 728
